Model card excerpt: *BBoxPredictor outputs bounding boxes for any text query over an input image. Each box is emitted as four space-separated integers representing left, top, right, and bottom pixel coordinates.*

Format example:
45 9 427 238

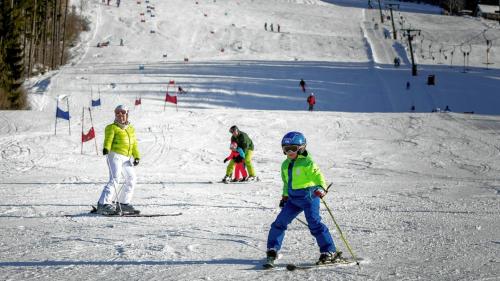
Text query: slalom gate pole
81 107 84 154
321 198 360 268
66 98 71 136
55 99 59 135
105 154 123 215
88 107 99 155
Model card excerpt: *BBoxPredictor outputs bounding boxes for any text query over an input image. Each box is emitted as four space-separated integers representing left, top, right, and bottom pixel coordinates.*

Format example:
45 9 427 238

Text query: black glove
279 196 288 208
133 159 140 166
223 158 228 163
103 148 109 155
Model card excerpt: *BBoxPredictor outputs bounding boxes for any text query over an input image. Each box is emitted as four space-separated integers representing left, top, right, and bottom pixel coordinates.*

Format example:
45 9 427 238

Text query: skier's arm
236 147 245 159
281 163 288 196
309 161 326 188
103 125 115 152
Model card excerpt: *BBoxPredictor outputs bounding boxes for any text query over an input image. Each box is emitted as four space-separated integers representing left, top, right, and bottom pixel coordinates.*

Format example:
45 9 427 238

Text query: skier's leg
225 159 235 177
304 197 336 253
117 157 137 204
242 163 248 178
98 153 123 205
234 163 242 180
244 150 255 177
266 201 302 251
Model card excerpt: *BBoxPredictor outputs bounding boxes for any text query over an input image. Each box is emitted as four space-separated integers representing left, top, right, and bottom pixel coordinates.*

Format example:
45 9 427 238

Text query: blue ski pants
266 187 336 253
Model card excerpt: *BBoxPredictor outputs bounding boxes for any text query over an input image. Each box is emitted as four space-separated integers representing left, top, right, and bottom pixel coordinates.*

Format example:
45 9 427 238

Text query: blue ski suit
266 151 336 253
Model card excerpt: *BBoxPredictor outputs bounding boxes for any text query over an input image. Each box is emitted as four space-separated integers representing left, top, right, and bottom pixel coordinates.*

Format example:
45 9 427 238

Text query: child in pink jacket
223 142 248 182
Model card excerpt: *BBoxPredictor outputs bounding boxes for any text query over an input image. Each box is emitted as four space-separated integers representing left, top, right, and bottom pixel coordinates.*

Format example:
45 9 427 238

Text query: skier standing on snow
299 79 306 92
264 131 338 268
307 92 316 111
96 105 140 215
222 125 257 182
223 142 247 182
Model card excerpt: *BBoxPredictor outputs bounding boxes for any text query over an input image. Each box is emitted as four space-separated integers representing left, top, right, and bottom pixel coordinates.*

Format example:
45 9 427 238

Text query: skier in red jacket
307 92 316 111
223 142 248 182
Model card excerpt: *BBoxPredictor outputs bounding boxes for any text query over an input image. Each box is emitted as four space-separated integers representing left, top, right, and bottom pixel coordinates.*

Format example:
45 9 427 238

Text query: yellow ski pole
321 197 360 268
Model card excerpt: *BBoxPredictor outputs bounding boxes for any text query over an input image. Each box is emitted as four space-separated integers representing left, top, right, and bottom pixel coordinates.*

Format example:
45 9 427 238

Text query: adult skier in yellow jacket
96 105 140 215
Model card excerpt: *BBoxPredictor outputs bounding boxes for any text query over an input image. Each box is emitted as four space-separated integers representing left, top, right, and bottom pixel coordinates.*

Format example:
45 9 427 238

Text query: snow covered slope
1 0 500 280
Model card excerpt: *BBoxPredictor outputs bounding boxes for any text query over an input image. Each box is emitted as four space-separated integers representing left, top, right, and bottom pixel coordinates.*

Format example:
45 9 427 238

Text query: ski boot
246 176 259 182
316 251 342 265
263 249 277 269
116 203 140 215
222 175 231 183
96 203 117 215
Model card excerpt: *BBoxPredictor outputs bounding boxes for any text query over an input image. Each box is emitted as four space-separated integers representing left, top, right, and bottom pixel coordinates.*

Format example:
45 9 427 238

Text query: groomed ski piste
1 0 500 280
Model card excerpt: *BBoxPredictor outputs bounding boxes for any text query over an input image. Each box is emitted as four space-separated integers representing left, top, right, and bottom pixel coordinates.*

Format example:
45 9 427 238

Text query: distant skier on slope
96 105 141 215
222 126 257 182
299 79 306 92
264 132 338 268
223 142 247 182
307 92 316 111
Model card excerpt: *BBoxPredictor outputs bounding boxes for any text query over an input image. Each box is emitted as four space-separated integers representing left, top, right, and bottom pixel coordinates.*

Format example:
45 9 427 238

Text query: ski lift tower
386 3 399 40
402 28 421 76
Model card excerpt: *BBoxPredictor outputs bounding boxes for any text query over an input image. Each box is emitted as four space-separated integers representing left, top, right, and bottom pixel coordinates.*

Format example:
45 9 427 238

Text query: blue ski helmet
281 131 306 146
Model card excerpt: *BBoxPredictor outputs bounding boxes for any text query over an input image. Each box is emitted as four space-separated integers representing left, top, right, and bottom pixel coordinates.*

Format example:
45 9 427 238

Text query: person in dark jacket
299 79 306 92
222 125 257 182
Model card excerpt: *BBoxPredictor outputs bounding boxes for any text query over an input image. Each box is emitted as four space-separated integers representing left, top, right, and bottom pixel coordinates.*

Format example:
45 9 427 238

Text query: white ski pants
98 152 137 205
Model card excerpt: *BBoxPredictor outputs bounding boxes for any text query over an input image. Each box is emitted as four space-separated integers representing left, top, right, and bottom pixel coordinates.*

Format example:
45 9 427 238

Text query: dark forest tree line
0 0 88 109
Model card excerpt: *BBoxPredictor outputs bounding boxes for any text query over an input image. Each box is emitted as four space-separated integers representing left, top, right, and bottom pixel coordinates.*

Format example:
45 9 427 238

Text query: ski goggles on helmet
282 145 301 153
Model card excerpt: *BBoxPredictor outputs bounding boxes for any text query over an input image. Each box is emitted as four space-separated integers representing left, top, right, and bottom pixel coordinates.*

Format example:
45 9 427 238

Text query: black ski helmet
229 125 239 133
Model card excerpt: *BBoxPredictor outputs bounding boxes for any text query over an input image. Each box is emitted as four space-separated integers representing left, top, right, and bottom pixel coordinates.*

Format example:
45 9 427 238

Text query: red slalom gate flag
169 80 175 85
165 93 177 104
82 127 96 142
135 98 142 105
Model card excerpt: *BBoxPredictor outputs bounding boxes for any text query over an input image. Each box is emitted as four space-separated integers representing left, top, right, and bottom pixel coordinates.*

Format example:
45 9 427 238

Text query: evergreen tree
0 1 26 109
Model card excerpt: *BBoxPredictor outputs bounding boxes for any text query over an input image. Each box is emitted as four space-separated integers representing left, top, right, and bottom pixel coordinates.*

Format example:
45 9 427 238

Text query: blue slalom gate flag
56 107 70 120
91 98 101 107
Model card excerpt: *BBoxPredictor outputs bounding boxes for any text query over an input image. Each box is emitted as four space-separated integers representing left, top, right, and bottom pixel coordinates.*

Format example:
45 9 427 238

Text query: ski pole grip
325 183 333 193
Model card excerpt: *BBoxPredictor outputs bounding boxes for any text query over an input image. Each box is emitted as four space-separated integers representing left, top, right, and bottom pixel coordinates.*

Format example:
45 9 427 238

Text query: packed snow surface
1 0 499 280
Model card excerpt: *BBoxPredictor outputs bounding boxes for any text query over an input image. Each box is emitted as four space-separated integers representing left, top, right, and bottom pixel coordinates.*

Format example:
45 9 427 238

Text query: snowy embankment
1 0 500 280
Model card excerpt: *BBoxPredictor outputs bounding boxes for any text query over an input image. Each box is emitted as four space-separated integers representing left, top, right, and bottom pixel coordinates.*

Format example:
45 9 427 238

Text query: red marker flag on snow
135 98 142 105
81 127 96 142
169 80 175 85
165 93 177 104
